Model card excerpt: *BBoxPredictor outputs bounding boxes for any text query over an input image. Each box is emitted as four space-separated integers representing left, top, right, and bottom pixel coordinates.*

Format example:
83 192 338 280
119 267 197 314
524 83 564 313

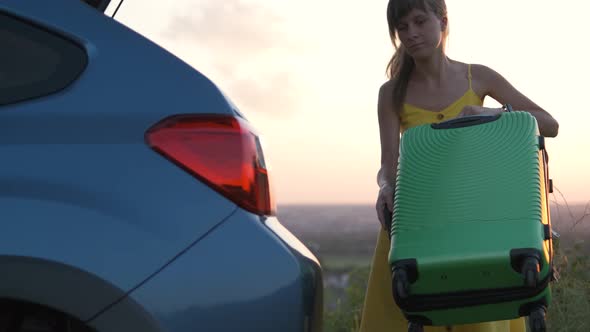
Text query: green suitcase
387 112 554 332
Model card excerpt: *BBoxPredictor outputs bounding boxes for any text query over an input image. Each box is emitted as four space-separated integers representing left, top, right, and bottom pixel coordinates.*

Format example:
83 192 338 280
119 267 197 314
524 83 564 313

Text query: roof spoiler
81 0 113 12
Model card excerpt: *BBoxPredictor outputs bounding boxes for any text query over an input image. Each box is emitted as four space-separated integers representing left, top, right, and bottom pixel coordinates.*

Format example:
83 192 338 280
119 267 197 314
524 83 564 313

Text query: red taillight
145 114 276 216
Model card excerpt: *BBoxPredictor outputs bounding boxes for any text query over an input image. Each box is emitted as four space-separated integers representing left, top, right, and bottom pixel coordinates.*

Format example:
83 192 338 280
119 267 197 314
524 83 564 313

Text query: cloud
164 1 286 54
222 71 302 115
162 0 308 116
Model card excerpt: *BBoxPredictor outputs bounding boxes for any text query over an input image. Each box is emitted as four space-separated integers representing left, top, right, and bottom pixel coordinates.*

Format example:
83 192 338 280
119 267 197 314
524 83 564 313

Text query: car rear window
0 12 87 106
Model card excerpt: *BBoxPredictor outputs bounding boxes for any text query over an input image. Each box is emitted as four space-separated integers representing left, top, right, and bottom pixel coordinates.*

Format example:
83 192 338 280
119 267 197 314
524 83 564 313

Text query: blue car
0 0 323 331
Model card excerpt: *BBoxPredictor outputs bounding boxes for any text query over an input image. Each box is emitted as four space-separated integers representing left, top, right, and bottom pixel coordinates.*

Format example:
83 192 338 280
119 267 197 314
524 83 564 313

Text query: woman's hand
457 105 503 118
376 184 395 231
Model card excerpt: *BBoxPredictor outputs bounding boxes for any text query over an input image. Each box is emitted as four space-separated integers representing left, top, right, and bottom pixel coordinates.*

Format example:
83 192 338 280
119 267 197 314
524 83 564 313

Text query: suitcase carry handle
431 114 501 130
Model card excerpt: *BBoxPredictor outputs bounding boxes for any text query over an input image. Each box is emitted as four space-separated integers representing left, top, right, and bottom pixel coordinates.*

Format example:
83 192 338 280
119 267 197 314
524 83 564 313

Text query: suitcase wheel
393 268 410 300
408 322 424 332
522 257 540 288
528 307 547 332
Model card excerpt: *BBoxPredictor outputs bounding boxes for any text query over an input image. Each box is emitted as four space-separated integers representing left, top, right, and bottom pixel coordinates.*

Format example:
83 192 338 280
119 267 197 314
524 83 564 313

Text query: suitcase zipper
396 274 551 312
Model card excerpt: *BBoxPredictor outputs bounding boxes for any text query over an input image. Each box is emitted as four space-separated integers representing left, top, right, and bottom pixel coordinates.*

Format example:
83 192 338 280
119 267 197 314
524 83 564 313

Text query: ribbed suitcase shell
389 112 553 326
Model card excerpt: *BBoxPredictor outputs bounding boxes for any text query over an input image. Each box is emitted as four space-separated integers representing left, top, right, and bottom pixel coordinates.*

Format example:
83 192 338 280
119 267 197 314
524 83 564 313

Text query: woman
361 0 559 331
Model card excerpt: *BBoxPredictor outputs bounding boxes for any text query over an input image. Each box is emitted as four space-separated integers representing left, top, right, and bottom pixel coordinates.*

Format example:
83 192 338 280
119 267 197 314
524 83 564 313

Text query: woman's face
395 8 445 59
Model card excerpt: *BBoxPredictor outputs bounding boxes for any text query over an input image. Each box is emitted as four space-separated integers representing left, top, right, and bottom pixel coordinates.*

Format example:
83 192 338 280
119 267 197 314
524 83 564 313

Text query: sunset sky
108 0 590 206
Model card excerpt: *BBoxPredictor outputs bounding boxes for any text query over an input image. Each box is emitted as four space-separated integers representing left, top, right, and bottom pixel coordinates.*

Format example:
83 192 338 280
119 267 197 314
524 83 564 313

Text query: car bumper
88 208 323 332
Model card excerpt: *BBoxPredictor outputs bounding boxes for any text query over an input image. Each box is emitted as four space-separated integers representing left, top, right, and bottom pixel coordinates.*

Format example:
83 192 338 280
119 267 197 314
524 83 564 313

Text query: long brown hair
386 0 448 111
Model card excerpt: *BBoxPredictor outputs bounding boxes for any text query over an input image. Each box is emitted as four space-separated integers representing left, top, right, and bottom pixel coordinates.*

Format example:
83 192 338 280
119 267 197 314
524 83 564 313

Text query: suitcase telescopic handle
431 114 501 129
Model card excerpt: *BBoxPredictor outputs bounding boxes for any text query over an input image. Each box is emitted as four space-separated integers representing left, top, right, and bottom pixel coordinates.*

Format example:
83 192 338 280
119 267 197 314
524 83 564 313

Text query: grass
323 267 369 332
546 239 590 331
320 195 590 332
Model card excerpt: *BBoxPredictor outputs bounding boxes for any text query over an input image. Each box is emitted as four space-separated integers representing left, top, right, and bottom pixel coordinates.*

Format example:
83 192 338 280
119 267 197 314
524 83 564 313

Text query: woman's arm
460 65 559 137
375 81 400 228
377 81 401 190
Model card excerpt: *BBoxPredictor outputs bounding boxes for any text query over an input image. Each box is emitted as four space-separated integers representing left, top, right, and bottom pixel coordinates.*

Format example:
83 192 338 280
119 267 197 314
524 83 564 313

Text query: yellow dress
359 65 527 332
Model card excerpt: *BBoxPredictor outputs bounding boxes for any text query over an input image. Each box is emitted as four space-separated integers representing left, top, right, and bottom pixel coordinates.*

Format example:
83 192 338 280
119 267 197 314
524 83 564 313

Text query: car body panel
89 209 320 332
0 0 243 320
